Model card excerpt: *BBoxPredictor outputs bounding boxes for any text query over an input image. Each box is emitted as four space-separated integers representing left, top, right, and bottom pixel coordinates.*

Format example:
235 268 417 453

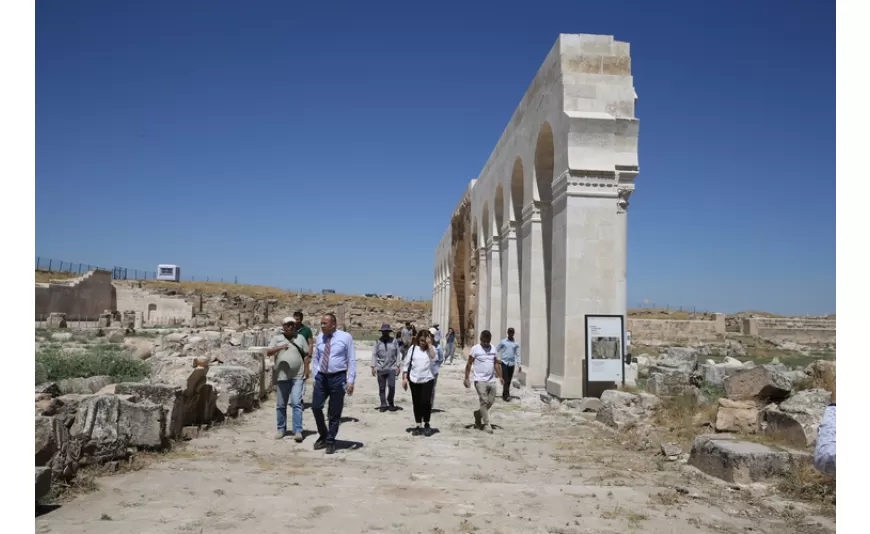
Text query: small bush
35 344 149 383
35 361 48 384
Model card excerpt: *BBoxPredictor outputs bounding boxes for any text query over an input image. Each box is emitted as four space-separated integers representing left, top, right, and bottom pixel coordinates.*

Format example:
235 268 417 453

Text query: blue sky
36 0 835 315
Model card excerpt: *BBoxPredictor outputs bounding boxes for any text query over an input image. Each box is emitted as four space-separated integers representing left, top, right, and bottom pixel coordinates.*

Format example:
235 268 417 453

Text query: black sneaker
325 442 336 455
423 426 433 437
378 406 388 412
313 437 327 450
388 405 398 412
411 427 422 436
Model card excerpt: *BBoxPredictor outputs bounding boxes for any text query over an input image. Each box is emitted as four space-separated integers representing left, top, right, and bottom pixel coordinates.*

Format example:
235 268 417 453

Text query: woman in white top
402 329 437 436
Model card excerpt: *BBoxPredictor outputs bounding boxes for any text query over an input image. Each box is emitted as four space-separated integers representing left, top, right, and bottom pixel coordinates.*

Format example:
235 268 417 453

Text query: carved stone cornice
485 238 501 254
499 220 518 241
521 201 546 224
549 169 639 212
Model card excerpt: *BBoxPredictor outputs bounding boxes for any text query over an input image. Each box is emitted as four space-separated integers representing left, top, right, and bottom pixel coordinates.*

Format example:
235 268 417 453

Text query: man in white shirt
463 329 504 434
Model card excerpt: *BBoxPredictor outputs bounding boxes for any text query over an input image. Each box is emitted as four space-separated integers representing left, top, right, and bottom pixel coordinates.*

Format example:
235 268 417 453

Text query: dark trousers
501 363 516 399
311 372 347 443
409 380 434 424
377 369 396 407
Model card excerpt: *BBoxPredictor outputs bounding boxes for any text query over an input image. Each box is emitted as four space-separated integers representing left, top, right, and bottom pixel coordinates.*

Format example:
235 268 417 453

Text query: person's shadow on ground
333 440 364 451
462 423 503 431
404 427 441 435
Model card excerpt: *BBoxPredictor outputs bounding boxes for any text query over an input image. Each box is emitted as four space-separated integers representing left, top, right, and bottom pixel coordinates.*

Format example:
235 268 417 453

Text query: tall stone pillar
545 172 632 399
475 247 489 336
519 202 549 389
431 282 438 324
442 279 451 329
500 222 521 341
486 238 502 339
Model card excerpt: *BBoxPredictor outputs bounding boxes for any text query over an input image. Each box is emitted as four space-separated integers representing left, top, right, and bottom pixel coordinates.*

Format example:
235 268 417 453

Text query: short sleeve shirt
269 333 307 381
297 324 313 342
470 343 498 383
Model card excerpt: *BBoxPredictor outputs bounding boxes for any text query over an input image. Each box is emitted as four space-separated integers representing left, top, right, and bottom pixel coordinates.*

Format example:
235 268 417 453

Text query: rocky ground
36 345 835 534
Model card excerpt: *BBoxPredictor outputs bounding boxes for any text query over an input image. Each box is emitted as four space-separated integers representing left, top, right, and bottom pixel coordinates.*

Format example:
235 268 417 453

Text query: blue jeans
276 378 305 434
311 372 347 443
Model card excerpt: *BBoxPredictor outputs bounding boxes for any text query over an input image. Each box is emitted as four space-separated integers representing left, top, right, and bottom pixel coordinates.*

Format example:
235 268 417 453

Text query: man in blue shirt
311 313 357 454
496 328 521 402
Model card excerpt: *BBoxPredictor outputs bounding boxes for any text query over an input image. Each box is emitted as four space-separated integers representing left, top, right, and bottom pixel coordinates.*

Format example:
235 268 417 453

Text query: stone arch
510 157 524 224
534 121 555 378
494 184 506 235
534 121 555 202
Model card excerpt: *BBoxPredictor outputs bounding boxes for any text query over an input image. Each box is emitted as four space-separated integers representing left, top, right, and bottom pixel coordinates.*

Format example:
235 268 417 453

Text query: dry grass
599 504 648 526
121 280 431 311
628 308 714 320
776 461 836 516
35 269 81 284
650 392 716 448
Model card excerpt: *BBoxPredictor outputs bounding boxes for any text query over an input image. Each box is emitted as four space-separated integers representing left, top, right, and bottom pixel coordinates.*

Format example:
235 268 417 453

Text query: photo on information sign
590 336 621 360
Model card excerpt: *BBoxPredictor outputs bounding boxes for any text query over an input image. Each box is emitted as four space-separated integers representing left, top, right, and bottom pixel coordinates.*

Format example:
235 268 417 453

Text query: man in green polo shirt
293 310 314 357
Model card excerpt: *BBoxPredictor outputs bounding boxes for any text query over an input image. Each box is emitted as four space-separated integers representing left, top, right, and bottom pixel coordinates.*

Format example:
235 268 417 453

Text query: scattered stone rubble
526 341 835 487
34 324 293 502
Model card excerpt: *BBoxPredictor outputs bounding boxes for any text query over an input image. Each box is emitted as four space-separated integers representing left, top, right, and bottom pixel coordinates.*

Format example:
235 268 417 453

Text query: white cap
428 327 437 336
282 316 296 325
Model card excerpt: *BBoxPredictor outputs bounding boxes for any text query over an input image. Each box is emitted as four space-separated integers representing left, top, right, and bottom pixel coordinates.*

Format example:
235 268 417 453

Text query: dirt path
36 349 834 534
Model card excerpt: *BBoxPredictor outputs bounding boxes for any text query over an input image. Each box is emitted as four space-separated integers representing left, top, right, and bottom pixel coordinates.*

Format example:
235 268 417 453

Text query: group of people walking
268 312 521 451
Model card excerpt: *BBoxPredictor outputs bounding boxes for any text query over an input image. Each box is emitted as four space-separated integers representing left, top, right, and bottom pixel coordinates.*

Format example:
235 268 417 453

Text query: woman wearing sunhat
402 329 438 436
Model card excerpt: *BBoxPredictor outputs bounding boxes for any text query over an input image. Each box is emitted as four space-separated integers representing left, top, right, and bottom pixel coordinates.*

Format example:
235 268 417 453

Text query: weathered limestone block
35 416 59 466
115 383 184 440
646 368 695 397
596 402 643 430
107 330 125 343
658 347 699 372
51 332 73 342
760 389 831 448
122 311 136 329
36 413 79 481
805 360 836 387
243 347 269 399
72 394 167 463
134 311 144 330
58 375 115 395
36 467 52 502
624 362 638 387
47 313 67 329
688 434 804 484
715 398 758 433
638 392 661 411
599 389 637 407
207 365 258 418
36 382 62 398
699 362 744 387
566 397 602 412
723 365 792 402
148 358 216 427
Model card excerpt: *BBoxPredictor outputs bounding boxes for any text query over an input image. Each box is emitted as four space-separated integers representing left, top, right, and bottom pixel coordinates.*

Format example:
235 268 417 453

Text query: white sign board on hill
585 315 625 386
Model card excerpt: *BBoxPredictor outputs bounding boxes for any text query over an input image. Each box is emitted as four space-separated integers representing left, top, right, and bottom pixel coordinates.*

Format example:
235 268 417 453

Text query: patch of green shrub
35 344 149 384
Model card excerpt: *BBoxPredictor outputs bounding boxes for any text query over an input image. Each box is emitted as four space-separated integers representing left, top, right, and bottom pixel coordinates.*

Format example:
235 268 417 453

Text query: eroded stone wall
628 315 725 345
743 317 836 345
35 270 117 321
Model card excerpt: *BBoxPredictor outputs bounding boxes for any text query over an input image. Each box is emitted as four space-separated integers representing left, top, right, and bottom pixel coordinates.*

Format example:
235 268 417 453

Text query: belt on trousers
318 370 347 377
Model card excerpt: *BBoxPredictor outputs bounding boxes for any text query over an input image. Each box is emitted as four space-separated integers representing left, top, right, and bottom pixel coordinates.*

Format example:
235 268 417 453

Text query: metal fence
35 257 430 302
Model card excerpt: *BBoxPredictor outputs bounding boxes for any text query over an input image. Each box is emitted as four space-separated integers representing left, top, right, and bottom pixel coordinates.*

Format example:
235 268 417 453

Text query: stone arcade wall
743 317 836 345
35 270 116 320
114 285 194 323
628 314 726 345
